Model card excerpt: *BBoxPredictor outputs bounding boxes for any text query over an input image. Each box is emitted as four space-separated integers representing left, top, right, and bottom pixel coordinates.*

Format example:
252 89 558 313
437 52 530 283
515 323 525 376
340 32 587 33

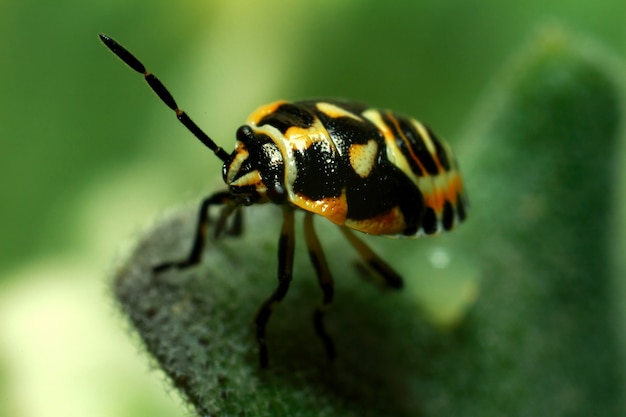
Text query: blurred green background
1 1 626 416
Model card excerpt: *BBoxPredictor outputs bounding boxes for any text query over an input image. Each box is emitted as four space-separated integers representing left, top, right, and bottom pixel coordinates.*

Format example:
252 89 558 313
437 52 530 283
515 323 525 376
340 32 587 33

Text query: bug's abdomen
247 100 467 236
362 109 467 235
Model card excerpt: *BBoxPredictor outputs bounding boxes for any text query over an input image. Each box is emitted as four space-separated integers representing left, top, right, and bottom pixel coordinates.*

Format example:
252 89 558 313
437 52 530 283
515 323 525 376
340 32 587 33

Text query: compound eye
236 125 255 144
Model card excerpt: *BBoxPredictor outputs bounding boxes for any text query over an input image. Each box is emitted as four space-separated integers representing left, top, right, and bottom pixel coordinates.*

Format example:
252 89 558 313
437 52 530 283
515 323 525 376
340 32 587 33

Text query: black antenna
99 33 230 162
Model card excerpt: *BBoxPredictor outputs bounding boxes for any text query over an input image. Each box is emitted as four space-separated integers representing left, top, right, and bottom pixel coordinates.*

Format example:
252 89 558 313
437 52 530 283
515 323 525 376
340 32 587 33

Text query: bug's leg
254 208 296 368
303 212 336 362
153 190 235 273
339 226 404 289
227 207 243 236
213 203 240 239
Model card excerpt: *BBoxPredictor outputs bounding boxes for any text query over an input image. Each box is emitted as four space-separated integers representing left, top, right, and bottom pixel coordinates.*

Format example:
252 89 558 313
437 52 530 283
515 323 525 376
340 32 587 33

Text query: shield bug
99 33 468 367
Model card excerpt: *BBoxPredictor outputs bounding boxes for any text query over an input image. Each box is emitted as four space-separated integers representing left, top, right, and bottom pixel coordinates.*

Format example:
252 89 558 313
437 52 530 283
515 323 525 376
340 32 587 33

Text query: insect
99 33 468 367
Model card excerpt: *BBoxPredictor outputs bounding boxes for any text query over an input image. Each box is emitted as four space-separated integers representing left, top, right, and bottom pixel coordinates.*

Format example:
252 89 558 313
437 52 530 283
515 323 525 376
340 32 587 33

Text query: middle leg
303 212 336 362
254 208 296 367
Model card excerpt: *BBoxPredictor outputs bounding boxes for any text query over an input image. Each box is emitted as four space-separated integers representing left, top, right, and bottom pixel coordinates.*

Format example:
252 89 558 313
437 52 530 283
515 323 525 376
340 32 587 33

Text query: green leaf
422 28 626 416
114 28 625 416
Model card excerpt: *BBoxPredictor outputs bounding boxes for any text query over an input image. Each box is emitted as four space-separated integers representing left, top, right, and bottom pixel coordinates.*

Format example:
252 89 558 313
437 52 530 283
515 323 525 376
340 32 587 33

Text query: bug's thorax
223 125 287 206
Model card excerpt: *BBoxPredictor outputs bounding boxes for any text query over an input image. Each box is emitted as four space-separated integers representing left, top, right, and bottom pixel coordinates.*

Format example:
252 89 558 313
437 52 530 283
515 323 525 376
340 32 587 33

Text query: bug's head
223 125 287 206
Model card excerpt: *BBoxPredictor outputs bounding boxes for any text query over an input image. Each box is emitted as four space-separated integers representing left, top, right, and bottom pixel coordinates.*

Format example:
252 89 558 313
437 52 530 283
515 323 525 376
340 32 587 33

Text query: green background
1 1 625 416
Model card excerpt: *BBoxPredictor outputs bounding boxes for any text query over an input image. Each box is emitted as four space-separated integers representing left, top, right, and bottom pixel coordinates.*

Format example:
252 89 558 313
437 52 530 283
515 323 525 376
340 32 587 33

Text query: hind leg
339 226 404 289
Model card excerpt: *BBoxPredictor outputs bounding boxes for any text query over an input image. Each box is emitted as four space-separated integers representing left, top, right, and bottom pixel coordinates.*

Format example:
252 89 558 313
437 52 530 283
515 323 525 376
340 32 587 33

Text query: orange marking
345 206 406 235
316 102 362 120
285 125 325 147
412 120 446 172
422 172 464 214
348 140 377 178
247 100 288 125
386 113 430 176
292 191 348 226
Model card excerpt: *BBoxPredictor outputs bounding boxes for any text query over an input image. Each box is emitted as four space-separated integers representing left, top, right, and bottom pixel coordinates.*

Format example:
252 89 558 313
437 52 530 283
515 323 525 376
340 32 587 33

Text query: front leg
153 190 236 273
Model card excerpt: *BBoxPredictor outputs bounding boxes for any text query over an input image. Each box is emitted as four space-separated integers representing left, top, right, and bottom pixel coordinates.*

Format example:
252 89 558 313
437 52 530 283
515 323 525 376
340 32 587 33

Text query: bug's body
227 99 466 236
99 34 468 368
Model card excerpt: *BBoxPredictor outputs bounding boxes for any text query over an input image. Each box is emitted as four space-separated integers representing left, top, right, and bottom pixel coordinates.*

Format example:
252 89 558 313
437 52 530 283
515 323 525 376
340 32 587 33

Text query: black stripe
292 141 344 200
396 116 439 176
442 200 454 231
380 113 424 177
425 125 451 171
456 192 467 222
422 207 438 235
257 103 315 134
314 103 379 147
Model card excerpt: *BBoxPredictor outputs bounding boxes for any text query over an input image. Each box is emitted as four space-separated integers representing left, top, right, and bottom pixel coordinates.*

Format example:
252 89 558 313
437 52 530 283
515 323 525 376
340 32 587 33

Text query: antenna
99 33 230 162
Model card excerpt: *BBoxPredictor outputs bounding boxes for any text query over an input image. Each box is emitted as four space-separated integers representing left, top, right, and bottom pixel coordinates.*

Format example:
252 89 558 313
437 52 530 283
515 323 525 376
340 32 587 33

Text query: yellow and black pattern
99 33 469 367
238 99 467 236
